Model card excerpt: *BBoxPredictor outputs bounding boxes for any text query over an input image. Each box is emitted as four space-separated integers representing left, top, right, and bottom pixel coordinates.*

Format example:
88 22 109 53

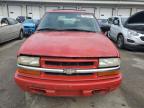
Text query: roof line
3 0 144 5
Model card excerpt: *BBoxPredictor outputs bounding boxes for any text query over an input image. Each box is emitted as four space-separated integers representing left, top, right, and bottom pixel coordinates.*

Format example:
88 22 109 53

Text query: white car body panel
0 17 23 43
109 16 144 48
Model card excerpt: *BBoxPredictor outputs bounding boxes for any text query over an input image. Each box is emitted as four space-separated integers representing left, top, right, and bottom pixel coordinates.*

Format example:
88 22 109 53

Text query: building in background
0 0 144 19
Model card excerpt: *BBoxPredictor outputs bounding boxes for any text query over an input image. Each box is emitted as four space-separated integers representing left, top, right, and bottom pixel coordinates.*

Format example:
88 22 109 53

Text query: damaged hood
124 11 144 33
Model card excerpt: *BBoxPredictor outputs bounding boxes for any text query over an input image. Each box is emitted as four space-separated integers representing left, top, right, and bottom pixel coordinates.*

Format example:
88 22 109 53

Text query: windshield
24 19 34 23
98 19 108 24
121 18 128 25
38 12 100 32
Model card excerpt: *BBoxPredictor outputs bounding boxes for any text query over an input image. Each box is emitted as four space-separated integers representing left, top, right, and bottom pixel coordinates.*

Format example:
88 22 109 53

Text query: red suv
15 10 121 96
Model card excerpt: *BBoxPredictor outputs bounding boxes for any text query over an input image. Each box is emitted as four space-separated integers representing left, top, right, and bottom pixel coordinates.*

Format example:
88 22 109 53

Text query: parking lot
0 39 143 108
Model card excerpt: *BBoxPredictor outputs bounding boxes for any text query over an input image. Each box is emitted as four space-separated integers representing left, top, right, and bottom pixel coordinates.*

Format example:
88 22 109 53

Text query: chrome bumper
17 64 120 74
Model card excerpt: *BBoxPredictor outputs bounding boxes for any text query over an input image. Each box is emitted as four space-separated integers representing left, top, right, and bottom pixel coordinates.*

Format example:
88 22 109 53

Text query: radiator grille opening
45 61 94 66
41 57 98 69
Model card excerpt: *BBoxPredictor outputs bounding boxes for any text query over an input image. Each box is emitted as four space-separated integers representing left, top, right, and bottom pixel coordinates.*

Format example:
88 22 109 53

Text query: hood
124 11 144 33
23 23 35 27
18 31 119 58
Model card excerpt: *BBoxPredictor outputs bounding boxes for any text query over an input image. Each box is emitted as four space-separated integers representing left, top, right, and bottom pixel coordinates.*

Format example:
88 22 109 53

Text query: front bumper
125 44 144 50
125 36 144 49
24 28 35 35
15 70 122 96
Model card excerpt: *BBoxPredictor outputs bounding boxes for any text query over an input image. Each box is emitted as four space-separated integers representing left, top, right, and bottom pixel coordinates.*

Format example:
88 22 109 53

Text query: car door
109 17 116 38
112 18 122 41
0 18 12 43
13 19 22 38
7 18 21 39
0 20 7 43
110 17 120 41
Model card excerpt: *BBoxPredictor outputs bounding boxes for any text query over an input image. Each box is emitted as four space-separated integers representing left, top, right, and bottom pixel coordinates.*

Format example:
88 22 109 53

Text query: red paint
18 32 119 57
15 71 121 96
15 10 122 96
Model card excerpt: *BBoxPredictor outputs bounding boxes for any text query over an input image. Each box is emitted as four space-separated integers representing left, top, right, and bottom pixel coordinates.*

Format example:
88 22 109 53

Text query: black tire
117 35 125 49
107 31 111 38
18 30 24 40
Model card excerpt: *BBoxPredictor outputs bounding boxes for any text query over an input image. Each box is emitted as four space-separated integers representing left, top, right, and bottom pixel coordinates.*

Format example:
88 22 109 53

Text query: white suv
108 16 144 50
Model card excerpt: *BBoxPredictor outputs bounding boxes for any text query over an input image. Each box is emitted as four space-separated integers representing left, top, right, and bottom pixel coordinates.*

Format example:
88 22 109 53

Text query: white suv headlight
17 56 40 67
128 30 139 37
99 58 120 68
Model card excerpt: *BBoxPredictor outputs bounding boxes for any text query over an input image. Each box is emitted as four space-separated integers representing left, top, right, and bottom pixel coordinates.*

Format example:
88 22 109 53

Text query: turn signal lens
97 71 120 77
17 68 41 76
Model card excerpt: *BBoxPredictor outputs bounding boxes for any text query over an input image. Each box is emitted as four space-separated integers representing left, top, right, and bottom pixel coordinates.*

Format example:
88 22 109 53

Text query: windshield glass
38 12 100 32
121 18 128 25
24 19 34 23
98 19 108 24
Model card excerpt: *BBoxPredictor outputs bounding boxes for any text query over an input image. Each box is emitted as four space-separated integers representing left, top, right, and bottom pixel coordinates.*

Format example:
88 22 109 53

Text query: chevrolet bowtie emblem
63 69 77 75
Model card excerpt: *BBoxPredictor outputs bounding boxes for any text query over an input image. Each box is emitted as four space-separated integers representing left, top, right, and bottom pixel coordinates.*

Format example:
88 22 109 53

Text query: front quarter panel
121 27 128 42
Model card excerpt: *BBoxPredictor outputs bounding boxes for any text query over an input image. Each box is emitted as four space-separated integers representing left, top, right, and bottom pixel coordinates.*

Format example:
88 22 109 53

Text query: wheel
18 30 24 40
107 31 111 38
117 35 125 49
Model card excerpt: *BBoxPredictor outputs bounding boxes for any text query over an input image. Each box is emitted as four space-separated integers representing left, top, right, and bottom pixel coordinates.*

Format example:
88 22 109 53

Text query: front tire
117 35 125 49
107 31 111 39
18 30 24 40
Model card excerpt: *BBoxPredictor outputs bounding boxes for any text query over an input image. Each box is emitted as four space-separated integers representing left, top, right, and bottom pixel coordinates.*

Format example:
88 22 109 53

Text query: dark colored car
98 19 111 36
98 19 109 26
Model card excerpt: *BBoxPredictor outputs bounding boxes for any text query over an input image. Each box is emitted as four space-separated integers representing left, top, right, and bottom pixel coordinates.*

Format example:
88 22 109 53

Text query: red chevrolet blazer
15 10 122 96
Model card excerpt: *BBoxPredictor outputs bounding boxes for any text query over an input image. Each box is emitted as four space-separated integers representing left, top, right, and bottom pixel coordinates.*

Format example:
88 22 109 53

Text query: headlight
99 58 120 68
128 30 139 37
17 56 40 67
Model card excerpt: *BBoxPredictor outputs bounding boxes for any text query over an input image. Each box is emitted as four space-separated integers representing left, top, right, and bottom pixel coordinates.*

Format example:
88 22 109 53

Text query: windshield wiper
62 28 94 32
37 28 95 32
37 27 62 31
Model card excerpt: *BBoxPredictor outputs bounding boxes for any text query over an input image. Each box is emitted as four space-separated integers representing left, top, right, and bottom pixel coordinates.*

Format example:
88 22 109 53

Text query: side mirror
113 20 119 25
101 25 110 33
